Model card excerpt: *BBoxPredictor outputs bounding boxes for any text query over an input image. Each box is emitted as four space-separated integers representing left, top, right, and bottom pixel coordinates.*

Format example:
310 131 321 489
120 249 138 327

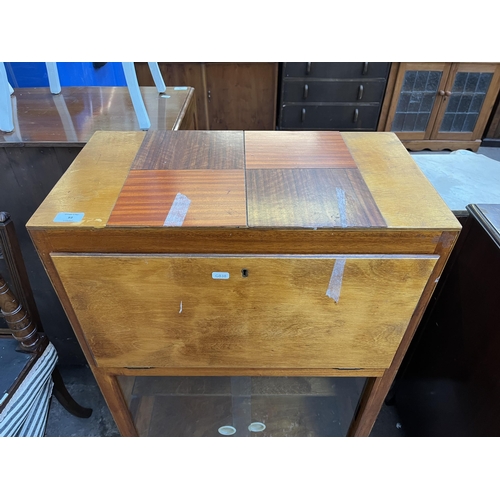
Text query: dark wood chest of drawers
278 62 391 130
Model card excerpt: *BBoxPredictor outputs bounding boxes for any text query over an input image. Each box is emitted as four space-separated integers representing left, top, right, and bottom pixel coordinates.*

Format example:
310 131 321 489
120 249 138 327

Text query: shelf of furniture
135 63 278 131
1 86 197 365
378 62 500 151
27 130 460 436
277 62 391 130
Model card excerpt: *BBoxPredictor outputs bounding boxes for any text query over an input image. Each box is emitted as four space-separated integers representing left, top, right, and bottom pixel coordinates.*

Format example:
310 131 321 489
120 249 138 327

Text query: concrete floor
42 145 500 438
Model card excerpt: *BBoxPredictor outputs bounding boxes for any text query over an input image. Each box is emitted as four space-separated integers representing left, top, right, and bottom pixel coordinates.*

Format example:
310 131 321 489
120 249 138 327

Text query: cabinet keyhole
241 269 249 278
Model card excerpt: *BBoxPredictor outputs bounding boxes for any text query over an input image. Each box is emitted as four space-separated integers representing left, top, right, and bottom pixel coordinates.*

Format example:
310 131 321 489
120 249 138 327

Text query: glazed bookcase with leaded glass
380 62 500 151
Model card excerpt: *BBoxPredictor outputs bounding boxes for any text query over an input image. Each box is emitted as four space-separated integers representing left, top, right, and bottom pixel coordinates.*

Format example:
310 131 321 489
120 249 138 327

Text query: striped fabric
0 342 57 437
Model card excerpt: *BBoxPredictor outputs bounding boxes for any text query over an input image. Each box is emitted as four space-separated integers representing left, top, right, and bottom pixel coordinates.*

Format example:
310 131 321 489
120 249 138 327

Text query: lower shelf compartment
117 376 366 437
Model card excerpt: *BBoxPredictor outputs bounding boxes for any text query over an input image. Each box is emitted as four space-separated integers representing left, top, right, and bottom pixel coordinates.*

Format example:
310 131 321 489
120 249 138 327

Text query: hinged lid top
26 130 461 232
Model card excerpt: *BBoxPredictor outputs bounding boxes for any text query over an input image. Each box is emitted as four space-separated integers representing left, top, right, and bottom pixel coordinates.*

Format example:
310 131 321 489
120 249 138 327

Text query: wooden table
1 86 197 145
27 130 460 436
1 86 197 365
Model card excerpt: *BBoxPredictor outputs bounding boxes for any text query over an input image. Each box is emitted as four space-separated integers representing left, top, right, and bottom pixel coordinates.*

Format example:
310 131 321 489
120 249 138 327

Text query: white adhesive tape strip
336 188 348 228
163 193 191 226
326 258 346 303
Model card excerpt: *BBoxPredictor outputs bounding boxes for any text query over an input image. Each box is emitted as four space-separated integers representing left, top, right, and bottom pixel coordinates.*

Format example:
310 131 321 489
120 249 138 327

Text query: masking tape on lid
326 258 346 303
163 193 191 227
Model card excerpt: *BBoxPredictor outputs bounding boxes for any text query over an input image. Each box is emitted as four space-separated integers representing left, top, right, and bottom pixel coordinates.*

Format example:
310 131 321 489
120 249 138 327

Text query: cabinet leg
93 370 138 437
347 377 388 436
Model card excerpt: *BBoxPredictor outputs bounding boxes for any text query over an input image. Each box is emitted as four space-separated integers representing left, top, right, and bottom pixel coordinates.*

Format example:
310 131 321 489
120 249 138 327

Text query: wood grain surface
26 131 146 229
30 226 444 255
107 170 247 227
130 130 244 170
0 87 196 146
247 168 386 228
342 132 461 230
245 131 357 169
204 63 278 130
27 131 461 232
52 253 437 370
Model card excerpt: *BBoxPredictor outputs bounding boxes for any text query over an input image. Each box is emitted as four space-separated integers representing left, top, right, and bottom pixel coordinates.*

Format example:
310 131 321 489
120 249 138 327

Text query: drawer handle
362 62 369 75
303 84 309 99
353 108 359 123
357 85 364 100
301 108 306 122
306 62 312 74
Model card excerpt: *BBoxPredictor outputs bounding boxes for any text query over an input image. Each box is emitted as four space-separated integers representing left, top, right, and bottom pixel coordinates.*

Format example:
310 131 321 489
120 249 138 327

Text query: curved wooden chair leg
1 214 93 421
51 367 93 419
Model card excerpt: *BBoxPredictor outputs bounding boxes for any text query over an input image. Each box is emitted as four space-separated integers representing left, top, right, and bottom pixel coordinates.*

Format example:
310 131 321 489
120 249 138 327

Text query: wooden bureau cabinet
27 130 460 437
278 62 391 130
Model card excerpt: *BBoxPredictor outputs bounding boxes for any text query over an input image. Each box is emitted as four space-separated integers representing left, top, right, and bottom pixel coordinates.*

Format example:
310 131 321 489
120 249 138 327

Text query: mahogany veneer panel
130 130 244 170
245 131 357 169
247 168 386 228
107 170 246 227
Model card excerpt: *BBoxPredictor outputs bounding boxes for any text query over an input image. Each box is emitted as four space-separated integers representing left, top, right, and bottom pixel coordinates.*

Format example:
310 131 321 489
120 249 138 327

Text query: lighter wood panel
342 132 461 230
52 253 438 370
245 131 357 169
26 131 145 229
107 170 247 227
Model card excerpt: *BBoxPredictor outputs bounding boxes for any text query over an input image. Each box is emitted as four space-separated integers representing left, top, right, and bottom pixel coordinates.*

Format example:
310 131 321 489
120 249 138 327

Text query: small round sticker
248 422 266 432
218 425 236 436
